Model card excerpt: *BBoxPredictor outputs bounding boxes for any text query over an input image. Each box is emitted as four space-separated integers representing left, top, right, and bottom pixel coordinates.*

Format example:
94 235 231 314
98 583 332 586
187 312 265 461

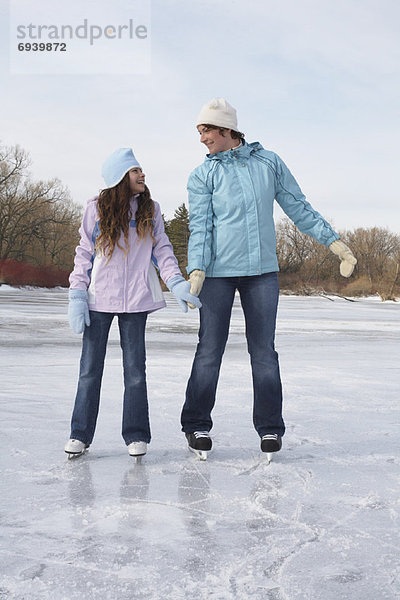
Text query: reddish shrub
0 259 70 287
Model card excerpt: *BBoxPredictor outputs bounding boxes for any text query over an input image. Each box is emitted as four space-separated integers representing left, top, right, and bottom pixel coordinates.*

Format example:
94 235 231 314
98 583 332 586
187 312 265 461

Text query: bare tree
276 219 400 299
276 218 314 273
343 227 400 282
0 144 30 188
0 142 82 271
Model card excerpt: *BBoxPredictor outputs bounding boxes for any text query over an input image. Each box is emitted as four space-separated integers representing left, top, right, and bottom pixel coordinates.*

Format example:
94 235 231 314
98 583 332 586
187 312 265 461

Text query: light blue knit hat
101 148 141 188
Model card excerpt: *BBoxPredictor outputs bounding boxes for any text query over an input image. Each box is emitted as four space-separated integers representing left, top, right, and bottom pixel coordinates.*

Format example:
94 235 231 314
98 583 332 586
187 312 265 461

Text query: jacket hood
205 140 264 162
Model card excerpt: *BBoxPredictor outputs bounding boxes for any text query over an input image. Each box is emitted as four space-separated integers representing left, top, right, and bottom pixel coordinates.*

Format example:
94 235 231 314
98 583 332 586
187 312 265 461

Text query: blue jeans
181 273 285 437
70 311 150 445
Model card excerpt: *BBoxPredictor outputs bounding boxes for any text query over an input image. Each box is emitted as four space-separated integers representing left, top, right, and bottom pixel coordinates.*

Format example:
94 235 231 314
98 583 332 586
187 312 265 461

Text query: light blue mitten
167 276 202 313
68 289 90 334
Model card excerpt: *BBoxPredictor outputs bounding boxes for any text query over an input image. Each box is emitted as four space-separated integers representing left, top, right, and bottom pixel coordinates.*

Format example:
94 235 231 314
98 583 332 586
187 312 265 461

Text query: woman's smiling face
197 125 236 154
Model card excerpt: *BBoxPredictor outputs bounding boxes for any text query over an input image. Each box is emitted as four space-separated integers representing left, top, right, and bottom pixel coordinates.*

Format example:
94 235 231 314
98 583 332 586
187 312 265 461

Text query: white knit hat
101 148 141 189
196 97 239 132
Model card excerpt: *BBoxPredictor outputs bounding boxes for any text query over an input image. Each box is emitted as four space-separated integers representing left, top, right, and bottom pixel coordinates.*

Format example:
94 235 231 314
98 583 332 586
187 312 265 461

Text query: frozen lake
0 287 399 599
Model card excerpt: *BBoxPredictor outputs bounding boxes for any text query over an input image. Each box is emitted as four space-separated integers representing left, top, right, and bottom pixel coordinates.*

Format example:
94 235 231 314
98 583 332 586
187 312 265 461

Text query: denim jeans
70 310 150 446
181 272 285 437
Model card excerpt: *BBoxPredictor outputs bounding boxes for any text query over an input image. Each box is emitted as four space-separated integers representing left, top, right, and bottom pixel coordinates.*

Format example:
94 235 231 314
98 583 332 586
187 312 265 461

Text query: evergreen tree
165 203 190 274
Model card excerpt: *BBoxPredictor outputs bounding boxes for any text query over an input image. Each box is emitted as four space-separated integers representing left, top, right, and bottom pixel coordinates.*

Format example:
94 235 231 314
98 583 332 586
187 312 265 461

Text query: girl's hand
68 289 91 334
167 276 202 313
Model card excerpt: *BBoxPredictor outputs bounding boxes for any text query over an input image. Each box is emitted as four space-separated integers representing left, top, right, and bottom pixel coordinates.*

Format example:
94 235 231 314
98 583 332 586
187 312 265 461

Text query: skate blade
130 454 146 463
266 452 273 464
188 446 208 461
65 449 87 460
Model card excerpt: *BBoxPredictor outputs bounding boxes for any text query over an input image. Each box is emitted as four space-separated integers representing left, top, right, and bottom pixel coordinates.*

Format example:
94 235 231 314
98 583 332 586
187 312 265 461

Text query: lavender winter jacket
69 196 182 313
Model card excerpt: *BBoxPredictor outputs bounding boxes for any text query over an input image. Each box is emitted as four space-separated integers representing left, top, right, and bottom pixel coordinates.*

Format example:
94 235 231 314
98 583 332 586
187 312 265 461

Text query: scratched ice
0 287 399 599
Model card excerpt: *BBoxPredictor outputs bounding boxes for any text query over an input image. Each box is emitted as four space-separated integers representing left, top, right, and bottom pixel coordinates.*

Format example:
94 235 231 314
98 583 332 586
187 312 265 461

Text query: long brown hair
96 173 155 260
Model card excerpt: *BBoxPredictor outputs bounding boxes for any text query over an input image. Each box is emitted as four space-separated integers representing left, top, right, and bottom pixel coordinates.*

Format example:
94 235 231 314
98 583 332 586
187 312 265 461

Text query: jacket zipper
123 233 128 312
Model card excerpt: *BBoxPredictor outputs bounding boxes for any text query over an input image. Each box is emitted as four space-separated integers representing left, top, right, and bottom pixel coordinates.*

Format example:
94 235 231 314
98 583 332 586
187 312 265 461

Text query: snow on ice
0 286 399 599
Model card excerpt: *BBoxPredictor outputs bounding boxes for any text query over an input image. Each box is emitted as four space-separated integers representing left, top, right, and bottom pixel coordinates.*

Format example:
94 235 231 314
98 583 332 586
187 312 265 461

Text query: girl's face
128 167 145 194
197 125 236 154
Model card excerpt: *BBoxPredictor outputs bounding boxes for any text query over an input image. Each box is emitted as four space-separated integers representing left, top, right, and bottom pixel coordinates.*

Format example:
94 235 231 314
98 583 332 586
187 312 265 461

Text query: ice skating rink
0 287 399 599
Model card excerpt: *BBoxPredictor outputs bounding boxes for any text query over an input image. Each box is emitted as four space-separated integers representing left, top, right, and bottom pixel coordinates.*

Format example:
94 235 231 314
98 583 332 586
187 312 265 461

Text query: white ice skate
64 439 89 459
128 441 147 462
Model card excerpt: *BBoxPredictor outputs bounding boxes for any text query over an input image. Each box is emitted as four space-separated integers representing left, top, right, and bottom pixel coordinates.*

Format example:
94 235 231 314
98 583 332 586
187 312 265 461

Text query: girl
65 147 201 458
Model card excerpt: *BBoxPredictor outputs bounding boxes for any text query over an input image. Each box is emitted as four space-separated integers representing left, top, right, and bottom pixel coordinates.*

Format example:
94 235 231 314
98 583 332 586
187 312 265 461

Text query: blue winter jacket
186 140 340 277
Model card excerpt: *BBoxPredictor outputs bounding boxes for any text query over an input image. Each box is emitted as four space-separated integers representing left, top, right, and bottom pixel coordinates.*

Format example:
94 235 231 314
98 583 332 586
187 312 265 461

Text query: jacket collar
205 140 264 162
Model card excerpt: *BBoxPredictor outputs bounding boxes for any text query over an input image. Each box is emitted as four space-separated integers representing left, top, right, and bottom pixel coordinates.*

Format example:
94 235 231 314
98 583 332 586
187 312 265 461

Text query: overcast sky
1 0 399 232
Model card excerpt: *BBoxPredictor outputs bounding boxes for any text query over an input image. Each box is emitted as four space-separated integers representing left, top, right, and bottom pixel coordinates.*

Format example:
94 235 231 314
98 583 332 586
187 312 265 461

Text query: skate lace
261 434 278 441
194 431 210 439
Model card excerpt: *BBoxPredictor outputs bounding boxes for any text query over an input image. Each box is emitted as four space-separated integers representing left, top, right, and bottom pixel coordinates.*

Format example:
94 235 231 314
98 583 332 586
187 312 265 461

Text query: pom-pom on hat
101 148 141 189
196 97 239 132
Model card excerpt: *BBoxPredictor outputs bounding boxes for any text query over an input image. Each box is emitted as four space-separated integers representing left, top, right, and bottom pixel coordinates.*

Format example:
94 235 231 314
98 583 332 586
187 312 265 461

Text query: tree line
275 219 400 301
0 143 82 285
1 142 399 299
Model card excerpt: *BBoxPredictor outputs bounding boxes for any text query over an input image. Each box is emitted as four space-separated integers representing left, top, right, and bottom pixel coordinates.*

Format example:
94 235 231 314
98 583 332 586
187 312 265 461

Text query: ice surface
0 287 399 599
